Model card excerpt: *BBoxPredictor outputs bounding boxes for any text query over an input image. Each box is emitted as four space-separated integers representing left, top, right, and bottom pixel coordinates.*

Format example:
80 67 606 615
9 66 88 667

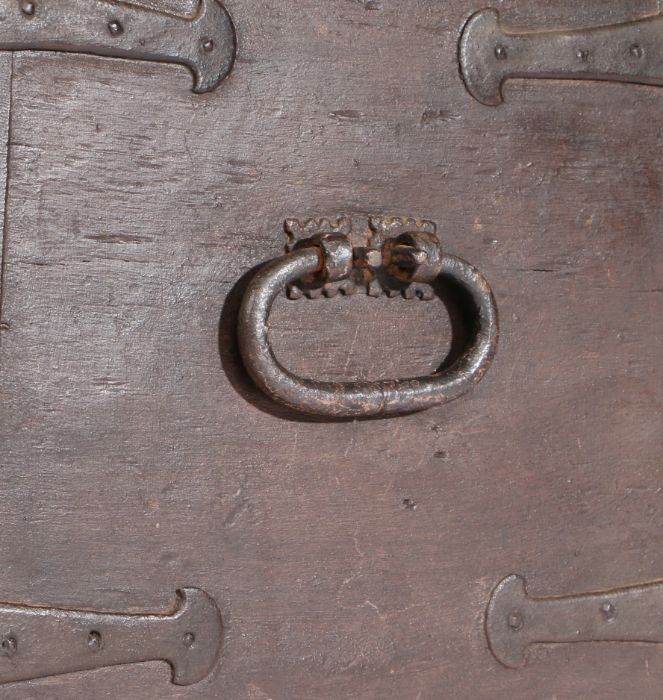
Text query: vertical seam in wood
0 52 15 337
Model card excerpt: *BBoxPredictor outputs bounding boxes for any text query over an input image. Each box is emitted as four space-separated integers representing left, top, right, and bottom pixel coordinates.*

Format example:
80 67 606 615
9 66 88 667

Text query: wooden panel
0 54 14 337
1 1 663 697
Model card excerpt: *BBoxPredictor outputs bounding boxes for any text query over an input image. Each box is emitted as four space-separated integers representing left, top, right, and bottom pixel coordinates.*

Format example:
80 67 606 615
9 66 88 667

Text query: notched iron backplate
487 574 663 669
0 0 236 93
0 588 222 685
285 215 438 300
460 8 663 106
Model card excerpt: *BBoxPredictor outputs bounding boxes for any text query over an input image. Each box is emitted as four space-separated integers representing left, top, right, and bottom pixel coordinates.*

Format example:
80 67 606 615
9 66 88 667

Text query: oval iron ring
238 247 498 418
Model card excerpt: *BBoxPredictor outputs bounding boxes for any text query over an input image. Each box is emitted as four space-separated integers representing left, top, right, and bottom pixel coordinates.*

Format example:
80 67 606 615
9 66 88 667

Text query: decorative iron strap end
487 574 663 669
460 8 663 106
237 215 499 419
0 588 222 685
0 0 236 93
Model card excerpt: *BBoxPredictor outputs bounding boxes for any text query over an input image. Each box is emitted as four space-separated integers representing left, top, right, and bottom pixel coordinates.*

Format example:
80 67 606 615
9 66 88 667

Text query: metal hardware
459 8 663 106
0 0 236 93
0 588 222 685
285 216 443 300
238 216 498 419
487 574 663 669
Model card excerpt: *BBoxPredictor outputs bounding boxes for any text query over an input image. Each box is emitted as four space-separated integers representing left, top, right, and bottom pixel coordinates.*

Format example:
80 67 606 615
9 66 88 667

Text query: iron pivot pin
0 588 222 685
460 9 663 106
0 0 236 92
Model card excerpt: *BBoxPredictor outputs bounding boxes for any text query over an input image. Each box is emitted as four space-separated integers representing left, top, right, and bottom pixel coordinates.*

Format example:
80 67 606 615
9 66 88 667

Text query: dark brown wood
0 53 12 340
1 0 663 697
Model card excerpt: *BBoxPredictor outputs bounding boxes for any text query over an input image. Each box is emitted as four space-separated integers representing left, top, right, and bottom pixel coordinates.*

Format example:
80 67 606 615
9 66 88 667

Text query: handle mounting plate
285 215 439 300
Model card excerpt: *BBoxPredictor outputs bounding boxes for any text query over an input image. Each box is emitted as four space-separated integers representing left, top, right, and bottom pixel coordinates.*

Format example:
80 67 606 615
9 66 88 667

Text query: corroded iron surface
238 219 499 418
0 588 222 685
0 0 236 92
285 216 441 300
460 9 663 105
487 575 663 669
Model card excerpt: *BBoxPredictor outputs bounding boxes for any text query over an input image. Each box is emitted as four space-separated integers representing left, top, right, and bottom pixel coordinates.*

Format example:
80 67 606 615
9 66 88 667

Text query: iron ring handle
238 247 498 418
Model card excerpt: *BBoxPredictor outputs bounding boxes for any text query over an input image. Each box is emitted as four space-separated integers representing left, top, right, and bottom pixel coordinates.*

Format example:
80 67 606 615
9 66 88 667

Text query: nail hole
576 49 590 62
402 498 417 511
108 20 124 37
630 44 644 59
182 632 196 648
88 630 103 651
202 39 215 53
0 636 17 657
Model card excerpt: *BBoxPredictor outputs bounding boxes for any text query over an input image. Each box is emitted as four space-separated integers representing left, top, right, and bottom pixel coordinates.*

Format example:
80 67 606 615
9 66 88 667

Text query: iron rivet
600 601 616 622
576 49 590 62
202 39 214 53
108 20 124 37
507 611 523 631
87 630 102 651
20 1 35 16
182 632 196 648
630 44 644 59
0 636 17 658
494 45 508 61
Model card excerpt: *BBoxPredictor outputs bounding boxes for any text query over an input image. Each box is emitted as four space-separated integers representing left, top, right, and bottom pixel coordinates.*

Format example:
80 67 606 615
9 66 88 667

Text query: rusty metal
460 8 663 106
285 216 443 300
0 0 236 93
237 217 499 418
486 574 663 669
0 588 222 685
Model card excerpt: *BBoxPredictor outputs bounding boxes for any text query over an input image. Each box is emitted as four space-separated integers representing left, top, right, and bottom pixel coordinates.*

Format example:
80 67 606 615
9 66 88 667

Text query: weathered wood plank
0 54 13 339
1 0 663 697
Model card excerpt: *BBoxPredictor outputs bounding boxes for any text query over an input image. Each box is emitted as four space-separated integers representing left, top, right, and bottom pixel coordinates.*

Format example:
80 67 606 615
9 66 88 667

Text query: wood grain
0 54 13 340
1 1 663 697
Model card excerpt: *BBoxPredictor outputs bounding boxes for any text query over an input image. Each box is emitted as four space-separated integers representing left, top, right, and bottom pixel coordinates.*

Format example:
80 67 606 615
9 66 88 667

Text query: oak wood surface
1 1 663 697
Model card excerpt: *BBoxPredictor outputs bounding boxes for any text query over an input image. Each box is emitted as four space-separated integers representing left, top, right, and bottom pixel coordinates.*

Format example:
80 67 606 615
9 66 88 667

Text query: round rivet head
20 1 35 16
87 630 102 652
182 632 196 648
494 45 508 61
600 601 617 622
108 20 124 37
630 44 644 59
202 39 215 53
0 636 17 658
507 611 523 631
576 49 590 62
